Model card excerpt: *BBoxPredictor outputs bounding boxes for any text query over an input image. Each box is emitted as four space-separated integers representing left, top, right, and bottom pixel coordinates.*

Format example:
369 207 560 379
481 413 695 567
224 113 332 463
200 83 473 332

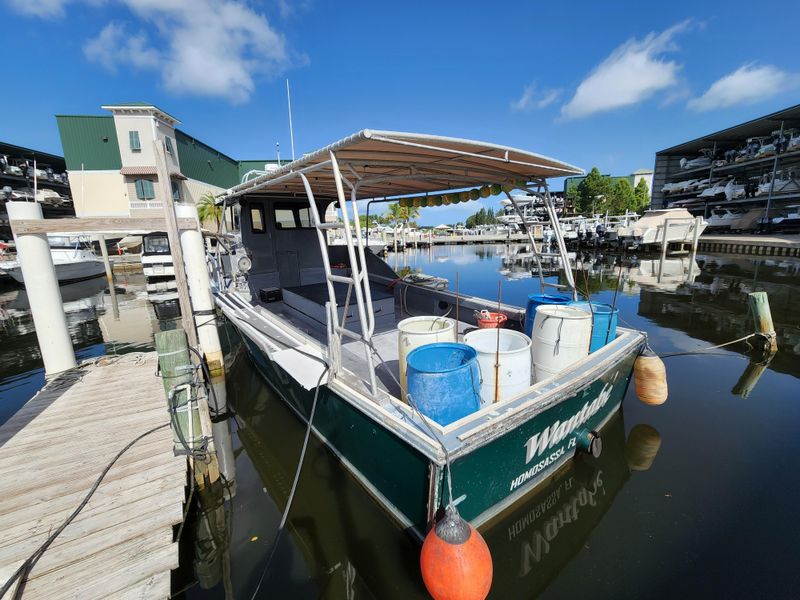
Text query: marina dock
0 352 186 600
696 233 800 257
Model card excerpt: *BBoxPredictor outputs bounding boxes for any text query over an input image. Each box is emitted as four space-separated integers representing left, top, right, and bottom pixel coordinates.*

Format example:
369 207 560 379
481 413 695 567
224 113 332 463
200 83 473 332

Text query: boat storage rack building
652 103 800 222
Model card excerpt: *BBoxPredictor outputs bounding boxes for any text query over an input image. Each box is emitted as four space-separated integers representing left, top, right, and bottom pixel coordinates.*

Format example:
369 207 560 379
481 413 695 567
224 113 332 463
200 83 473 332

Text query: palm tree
385 202 420 229
197 192 222 230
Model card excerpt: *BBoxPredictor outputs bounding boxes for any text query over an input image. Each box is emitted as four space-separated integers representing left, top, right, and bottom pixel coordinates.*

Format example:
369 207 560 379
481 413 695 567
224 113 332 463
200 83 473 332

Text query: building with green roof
56 104 279 218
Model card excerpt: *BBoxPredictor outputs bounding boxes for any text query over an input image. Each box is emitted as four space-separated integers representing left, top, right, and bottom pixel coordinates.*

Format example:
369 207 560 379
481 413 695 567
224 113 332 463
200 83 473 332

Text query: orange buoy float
420 506 493 600
625 424 662 471
634 345 668 406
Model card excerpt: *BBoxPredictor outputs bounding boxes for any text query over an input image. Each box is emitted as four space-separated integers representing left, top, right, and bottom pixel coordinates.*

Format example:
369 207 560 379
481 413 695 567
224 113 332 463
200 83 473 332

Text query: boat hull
231 321 638 536
4 258 105 283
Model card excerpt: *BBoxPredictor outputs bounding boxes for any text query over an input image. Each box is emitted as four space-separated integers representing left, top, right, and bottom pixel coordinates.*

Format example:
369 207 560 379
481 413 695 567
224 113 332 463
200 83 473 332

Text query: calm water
2 245 799 598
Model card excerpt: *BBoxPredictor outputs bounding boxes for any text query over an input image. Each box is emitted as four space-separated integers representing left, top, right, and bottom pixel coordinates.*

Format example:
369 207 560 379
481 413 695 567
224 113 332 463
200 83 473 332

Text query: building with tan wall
56 104 281 219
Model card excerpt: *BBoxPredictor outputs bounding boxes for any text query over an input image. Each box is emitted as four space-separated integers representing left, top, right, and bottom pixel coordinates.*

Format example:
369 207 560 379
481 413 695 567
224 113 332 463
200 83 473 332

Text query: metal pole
764 120 785 233
286 79 296 161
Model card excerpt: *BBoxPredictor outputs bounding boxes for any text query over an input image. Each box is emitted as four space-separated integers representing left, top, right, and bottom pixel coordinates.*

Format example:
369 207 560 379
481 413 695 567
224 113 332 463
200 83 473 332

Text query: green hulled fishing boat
211 130 647 537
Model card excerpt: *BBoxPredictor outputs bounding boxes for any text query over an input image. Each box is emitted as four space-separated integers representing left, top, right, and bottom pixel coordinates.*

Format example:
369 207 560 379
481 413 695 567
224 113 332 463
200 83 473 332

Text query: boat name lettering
523 383 613 465
510 446 566 492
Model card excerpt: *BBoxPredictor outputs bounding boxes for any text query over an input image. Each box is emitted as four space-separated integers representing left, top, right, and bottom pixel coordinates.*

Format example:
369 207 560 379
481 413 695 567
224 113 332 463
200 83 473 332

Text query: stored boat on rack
616 208 706 249
212 130 648 536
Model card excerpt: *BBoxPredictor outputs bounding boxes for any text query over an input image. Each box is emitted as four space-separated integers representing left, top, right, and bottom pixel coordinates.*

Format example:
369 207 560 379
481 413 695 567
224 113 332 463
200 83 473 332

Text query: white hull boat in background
1 236 106 284
615 208 706 248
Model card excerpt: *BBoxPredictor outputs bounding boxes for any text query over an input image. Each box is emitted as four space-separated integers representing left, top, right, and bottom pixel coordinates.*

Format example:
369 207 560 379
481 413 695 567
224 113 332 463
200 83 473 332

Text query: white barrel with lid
398 316 457 399
531 305 592 382
464 328 532 406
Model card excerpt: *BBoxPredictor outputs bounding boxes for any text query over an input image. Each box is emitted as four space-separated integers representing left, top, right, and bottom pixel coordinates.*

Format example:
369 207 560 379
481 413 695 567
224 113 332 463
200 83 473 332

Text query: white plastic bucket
398 316 457 398
464 328 532 406
531 305 591 382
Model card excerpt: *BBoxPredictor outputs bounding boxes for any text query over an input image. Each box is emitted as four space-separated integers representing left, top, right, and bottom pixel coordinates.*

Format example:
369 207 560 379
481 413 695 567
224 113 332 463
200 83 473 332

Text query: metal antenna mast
286 79 296 161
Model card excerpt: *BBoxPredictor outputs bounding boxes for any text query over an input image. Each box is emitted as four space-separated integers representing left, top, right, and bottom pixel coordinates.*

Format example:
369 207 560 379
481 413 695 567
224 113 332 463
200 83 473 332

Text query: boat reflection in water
482 414 660 599
188 341 660 599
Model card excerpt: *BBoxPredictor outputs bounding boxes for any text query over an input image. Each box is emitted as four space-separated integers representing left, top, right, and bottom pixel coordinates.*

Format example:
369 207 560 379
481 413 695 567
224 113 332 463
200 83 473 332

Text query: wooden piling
747 292 778 354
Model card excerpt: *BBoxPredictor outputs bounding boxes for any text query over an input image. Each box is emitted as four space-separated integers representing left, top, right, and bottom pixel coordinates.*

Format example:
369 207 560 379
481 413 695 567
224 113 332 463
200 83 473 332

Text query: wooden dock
0 352 187 600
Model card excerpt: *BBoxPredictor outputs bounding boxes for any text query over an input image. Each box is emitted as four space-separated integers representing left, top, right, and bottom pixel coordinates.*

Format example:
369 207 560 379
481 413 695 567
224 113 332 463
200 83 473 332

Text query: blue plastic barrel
525 294 571 337
570 301 619 352
406 343 481 426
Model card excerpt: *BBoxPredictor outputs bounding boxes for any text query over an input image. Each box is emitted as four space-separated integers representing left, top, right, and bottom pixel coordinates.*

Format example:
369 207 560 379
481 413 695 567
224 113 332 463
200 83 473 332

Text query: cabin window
275 208 296 229
143 235 170 254
171 180 181 201
274 204 315 229
165 137 174 155
129 131 141 152
135 178 155 200
250 206 265 233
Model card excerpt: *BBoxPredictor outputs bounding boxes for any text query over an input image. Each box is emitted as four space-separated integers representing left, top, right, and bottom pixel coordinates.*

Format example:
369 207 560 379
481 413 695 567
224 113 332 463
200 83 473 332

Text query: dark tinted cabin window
250 206 265 233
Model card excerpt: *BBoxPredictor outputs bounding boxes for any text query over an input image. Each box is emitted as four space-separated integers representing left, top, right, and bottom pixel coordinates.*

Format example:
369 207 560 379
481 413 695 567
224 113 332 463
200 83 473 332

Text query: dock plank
0 353 186 600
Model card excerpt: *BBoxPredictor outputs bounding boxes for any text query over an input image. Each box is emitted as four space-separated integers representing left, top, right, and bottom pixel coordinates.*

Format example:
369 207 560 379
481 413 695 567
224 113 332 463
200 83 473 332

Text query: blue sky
2 0 799 225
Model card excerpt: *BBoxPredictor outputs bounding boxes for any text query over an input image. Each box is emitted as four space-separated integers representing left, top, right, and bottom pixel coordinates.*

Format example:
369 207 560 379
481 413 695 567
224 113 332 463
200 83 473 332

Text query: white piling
212 420 237 494
175 203 227 413
7 201 76 376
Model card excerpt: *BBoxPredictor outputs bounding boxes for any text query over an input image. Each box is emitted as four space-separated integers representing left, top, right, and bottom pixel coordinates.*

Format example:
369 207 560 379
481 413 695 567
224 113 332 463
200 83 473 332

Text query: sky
2 0 799 225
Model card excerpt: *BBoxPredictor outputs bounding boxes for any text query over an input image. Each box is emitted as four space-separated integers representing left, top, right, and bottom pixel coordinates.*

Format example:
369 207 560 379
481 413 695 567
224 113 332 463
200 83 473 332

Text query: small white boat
1 236 106 283
141 233 175 278
330 236 386 255
706 207 743 231
616 208 706 248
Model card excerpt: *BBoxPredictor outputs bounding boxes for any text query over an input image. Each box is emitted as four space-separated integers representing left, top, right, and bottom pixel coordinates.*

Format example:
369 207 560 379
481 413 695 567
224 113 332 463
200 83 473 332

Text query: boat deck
259 296 473 399
0 353 187 600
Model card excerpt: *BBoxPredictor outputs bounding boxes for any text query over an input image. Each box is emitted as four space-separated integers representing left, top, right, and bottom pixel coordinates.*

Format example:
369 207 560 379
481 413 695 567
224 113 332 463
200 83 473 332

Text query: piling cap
434 506 471 544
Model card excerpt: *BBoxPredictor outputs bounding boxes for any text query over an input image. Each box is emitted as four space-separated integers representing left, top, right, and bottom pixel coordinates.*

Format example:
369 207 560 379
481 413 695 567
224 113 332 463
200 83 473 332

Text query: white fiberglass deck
259 295 473 399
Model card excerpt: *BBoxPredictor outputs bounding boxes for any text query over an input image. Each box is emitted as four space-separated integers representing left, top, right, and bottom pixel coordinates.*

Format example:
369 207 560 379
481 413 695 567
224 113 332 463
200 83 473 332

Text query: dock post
7 201 77 376
175 204 227 415
155 141 219 488
97 234 120 320
657 219 671 283
747 292 778 354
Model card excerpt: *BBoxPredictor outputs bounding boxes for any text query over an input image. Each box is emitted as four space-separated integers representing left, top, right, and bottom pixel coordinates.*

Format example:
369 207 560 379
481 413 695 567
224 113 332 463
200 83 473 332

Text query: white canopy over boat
223 129 582 202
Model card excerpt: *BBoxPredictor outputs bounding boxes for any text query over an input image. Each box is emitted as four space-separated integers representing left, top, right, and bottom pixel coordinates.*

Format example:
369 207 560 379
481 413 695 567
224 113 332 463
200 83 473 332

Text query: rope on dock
0 422 170 599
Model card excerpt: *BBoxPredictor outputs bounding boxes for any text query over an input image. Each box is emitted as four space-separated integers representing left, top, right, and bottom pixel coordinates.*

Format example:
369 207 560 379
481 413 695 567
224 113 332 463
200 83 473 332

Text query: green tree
197 192 222 230
634 178 650 212
487 207 496 224
384 202 420 229
576 167 612 214
608 179 635 214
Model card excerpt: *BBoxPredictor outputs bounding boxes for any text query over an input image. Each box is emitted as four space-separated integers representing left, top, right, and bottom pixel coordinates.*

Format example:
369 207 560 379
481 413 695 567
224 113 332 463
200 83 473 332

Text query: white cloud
687 63 800 111
10 0 296 104
560 20 692 120
6 0 72 18
510 84 561 112
84 22 159 71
